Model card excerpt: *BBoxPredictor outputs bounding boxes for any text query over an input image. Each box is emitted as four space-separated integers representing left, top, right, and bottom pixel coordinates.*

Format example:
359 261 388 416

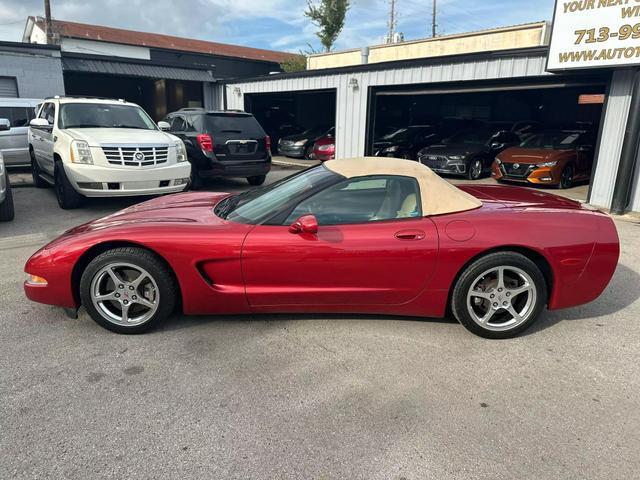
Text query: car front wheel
54 163 84 209
559 164 574 189
80 247 177 334
467 159 483 180
451 252 547 339
30 150 48 188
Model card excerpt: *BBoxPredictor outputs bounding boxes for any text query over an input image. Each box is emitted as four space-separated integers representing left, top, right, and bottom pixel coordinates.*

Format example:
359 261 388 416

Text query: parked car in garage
0 98 41 167
29 97 191 209
162 108 271 188
24 157 619 340
373 125 441 159
0 152 15 221
312 127 335 161
418 127 521 180
492 130 595 189
278 125 332 159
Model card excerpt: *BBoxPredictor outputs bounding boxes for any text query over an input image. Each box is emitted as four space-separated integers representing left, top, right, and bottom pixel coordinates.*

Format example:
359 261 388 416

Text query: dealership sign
548 0 640 70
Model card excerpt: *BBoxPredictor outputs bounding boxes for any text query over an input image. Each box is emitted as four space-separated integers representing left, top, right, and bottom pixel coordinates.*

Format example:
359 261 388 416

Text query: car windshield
59 103 157 130
520 131 582 149
299 126 329 138
381 126 432 142
445 129 492 145
217 166 339 224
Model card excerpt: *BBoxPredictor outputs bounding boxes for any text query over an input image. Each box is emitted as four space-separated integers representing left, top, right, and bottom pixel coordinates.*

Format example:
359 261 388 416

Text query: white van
0 98 41 167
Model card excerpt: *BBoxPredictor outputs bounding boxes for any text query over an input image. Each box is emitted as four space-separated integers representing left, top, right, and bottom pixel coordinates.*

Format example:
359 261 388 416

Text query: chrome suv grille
420 155 449 169
101 145 169 167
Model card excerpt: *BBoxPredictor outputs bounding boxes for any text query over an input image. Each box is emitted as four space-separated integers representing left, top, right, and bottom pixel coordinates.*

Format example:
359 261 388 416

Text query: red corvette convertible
24 158 619 339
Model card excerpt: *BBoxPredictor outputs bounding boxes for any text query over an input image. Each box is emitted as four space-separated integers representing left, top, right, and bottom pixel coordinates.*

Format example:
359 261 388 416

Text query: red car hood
64 192 231 235
458 184 585 210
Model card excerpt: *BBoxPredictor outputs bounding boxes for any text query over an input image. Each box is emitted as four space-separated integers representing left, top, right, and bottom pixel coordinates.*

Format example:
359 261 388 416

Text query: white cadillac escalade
29 97 191 209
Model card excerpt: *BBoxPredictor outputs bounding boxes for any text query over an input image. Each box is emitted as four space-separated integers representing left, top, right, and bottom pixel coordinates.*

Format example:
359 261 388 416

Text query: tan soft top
324 157 482 216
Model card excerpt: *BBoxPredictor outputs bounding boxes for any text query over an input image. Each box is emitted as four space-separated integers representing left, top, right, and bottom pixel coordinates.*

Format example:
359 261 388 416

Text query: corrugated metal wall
227 52 552 159
589 69 635 209
227 53 637 212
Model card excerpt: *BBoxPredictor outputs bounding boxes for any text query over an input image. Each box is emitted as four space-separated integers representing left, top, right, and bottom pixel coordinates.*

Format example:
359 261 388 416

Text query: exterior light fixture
233 86 241 95
348 77 359 90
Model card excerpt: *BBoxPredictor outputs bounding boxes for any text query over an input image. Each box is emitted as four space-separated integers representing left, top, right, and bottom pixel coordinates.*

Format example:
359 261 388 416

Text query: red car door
241 218 439 307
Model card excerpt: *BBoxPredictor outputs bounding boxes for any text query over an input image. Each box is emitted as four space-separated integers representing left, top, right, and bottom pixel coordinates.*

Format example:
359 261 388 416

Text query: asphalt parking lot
1 165 639 479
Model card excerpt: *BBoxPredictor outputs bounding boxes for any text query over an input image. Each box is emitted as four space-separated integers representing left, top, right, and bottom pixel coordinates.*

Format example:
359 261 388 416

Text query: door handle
395 229 426 241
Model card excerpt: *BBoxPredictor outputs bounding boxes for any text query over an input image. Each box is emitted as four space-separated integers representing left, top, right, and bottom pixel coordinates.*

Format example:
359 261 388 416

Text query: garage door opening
64 72 204 121
244 89 336 157
367 79 608 196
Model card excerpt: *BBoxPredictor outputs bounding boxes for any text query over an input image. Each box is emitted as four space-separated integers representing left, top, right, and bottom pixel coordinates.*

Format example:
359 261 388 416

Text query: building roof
27 17 295 64
325 157 482 216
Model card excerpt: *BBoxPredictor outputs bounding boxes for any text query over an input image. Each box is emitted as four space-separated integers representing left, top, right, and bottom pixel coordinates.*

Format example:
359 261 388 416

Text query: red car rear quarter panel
425 200 615 315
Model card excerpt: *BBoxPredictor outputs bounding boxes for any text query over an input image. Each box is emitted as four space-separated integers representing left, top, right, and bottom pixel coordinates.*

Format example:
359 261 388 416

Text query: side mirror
288 214 318 235
158 121 171 131
0 118 9 131
490 142 505 150
30 118 51 129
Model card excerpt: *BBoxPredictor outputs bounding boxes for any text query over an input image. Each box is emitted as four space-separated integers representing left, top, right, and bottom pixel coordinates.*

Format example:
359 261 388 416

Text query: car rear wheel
247 175 266 186
451 252 547 339
559 164 574 189
80 247 177 334
54 163 84 209
467 159 483 180
0 173 15 222
30 150 48 188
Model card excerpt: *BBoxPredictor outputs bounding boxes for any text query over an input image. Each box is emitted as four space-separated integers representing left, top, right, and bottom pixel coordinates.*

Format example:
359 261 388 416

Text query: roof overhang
61 56 217 82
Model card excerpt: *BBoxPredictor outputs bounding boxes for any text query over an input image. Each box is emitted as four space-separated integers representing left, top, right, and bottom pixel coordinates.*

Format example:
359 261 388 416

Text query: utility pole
387 0 397 43
431 0 437 37
44 0 54 44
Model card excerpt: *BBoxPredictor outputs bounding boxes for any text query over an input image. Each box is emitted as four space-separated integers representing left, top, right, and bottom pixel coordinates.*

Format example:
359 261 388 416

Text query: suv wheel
247 175 266 186
30 150 48 188
451 252 547 339
54 163 84 209
0 173 15 222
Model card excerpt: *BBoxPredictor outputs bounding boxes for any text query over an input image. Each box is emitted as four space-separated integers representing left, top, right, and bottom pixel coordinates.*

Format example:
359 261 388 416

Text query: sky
0 0 555 53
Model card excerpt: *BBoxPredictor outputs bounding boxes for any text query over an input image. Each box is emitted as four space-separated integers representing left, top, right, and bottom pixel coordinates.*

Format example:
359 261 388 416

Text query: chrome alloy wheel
90 262 159 326
466 266 537 332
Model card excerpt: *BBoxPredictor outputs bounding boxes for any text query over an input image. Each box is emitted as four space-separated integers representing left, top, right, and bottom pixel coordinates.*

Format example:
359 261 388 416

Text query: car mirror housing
30 118 51 129
289 214 319 235
0 118 10 131
157 121 171 131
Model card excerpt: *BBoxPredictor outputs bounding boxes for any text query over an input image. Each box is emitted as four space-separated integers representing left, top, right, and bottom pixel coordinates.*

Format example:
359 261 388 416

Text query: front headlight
448 155 464 161
536 161 558 168
70 140 93 165
175 141 187 162
383 145 399 153
294 139 308 146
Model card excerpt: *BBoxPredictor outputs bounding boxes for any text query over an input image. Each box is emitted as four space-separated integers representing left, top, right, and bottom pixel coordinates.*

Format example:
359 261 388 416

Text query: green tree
280 54 307 73
304 0 350 52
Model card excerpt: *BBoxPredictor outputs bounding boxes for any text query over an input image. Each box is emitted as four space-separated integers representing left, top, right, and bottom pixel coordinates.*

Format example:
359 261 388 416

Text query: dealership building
225 21 640 214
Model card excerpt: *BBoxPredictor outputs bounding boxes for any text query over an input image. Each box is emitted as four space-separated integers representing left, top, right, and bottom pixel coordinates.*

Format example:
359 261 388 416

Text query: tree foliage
304 0 350 52
280 54 307 73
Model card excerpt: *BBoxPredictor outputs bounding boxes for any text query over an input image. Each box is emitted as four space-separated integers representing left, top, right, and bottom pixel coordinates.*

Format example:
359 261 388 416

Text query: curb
272 158 320 168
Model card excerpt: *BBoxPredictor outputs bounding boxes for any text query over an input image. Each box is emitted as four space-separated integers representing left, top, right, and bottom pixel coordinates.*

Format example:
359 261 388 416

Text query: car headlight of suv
383 146 399 153
536 161 558 168
70 140 94 165
175 141 187 162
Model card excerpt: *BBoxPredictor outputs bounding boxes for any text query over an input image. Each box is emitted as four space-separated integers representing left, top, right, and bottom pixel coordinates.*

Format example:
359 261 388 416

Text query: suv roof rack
43 95 127 102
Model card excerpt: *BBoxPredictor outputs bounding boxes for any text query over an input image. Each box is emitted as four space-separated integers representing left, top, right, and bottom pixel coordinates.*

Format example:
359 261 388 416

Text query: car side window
38 103 55 124
285 175 422 226
171 116 186 132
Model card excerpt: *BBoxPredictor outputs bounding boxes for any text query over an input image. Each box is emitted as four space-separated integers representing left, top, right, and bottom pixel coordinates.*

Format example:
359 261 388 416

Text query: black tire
247 175 266 186
467 159 483 180
189 165 204 190
559 164 574 190
54 163 84 209
30 150 48 188
303 145 314 160
451 252 547 339
80 247 177 334
0 173 15 222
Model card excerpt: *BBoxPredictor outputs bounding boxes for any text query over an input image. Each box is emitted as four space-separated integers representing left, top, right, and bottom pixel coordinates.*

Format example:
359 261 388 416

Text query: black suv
162 108 271 188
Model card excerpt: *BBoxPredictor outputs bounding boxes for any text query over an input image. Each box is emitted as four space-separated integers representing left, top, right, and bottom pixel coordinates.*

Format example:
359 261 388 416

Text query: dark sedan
418 128 521 180
278 126 332 159
373 125 441 160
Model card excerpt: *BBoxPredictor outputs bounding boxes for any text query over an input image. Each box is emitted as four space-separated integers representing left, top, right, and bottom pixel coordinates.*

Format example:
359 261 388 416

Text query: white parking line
0 232 49 251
